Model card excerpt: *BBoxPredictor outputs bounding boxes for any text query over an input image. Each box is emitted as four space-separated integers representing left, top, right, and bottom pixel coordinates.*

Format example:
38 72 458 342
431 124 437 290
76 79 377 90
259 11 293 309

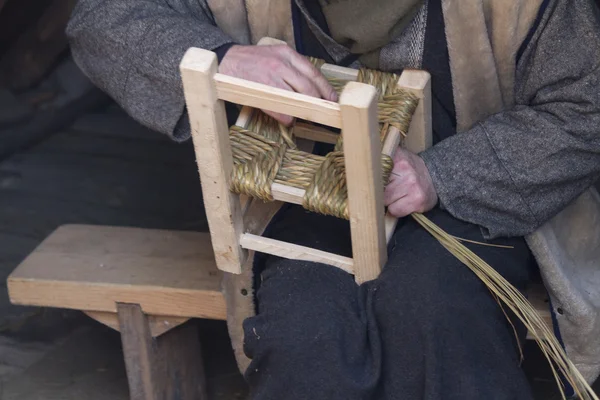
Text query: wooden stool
180 37 432 283
7 224 227 400
6 224 552 399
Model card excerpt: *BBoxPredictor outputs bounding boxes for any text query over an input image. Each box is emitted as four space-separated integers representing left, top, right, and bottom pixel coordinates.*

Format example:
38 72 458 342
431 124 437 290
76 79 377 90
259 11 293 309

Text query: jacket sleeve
66 0 234 141
420 0 600 238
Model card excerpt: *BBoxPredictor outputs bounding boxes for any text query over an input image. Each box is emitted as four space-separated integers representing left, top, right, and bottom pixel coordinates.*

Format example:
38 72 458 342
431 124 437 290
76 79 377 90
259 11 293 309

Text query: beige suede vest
207 0 295 47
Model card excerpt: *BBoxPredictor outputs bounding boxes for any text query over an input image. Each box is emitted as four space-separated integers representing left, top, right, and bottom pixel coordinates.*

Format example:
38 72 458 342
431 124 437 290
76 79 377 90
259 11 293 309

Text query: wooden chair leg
340 82 387 284
180 48 246 275
117 303 208 400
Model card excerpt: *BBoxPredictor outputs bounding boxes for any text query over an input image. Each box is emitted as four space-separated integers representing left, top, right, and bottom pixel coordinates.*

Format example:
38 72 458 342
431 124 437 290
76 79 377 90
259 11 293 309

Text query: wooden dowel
293 122 339 144
382 127 402 157
235 106 255 129
398 70 432 154
271 183 305 205
382 127 402 243
215 73 342 128
240 233 354 274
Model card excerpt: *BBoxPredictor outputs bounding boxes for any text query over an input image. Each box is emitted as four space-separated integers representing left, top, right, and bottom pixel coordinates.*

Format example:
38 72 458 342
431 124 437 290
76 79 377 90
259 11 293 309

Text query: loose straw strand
411 212 599 400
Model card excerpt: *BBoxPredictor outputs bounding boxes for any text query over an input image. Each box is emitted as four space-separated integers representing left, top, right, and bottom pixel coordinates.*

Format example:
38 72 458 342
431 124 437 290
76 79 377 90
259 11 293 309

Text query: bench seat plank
7 224 551 335
7 224 226 320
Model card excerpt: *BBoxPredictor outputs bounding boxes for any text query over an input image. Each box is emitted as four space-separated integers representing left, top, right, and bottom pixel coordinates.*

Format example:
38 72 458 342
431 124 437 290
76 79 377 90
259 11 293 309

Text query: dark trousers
243 205 537 400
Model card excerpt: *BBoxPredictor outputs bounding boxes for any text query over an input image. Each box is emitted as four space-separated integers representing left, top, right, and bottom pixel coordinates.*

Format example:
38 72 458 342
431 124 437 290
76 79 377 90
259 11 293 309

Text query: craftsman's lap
244 206 536 400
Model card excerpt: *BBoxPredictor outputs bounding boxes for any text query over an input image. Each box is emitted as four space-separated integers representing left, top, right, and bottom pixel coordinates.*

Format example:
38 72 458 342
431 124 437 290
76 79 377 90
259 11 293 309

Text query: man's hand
218 44 338 125
384 148 438 217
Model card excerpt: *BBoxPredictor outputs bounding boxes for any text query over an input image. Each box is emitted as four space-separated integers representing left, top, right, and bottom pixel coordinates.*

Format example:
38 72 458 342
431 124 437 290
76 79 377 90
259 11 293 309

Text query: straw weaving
229 60 419 219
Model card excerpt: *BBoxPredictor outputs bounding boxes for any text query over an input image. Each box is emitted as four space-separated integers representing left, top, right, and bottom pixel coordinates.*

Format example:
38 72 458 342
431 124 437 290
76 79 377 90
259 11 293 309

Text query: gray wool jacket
66 0 600 384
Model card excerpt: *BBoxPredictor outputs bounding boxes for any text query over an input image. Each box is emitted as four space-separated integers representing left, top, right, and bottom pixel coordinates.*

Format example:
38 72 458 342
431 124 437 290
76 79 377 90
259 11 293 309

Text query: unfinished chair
180 37 432 283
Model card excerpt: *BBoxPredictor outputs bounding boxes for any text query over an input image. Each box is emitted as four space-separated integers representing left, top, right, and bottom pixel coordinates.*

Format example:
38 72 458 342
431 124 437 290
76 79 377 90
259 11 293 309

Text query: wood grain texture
117 304 156 400
340 82 387 283
381 128 403 158
215 73 342 128
270 182 305 204
234 106 255 129
398 70 432 154
240 233 354 273
7 225 226 320
293 122 339 144
180 48 246 274
117 304 207 400
85 311 189 338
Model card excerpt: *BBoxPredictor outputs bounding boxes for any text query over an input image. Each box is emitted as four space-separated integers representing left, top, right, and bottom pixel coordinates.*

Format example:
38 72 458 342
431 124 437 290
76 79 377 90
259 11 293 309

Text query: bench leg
117 303 208 400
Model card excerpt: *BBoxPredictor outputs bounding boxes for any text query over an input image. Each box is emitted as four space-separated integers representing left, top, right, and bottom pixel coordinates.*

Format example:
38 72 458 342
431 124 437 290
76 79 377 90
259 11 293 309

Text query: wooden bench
7 228 553 399
7 224 226 400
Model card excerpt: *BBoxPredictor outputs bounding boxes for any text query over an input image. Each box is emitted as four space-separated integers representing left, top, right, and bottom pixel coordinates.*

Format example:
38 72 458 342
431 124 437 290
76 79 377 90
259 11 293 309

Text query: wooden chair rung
240 233 354 273
215 73 343 128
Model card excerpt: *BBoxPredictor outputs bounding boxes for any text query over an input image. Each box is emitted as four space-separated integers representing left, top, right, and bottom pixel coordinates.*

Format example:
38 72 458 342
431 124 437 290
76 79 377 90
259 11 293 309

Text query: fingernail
330 90 338 102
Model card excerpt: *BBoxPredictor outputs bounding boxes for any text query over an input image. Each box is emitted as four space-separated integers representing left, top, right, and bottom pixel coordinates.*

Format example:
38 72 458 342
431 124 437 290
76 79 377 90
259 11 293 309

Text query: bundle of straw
412 212 599 400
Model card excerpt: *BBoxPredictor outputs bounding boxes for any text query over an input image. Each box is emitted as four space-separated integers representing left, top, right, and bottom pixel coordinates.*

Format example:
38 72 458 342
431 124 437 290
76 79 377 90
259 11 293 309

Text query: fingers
263 110 294 126
261 77 295 125
384 175 417 217
217 44 338 125
385 175 430 217
384 149 434 217
384 176 408 206
264 49 335 124
387 197 415 218
287 50 338 102
282 68 321 99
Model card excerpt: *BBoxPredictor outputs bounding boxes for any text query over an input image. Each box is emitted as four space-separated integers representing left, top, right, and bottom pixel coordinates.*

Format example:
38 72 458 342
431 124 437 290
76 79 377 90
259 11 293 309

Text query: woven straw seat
228 63 419 219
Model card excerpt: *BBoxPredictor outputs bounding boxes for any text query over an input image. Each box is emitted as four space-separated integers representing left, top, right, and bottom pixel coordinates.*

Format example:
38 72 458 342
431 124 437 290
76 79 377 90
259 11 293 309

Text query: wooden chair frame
180 41 431 284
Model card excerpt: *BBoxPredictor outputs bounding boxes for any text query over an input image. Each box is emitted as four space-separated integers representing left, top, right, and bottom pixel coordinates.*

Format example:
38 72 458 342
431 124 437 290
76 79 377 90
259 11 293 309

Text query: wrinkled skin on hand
384 148 438 217
218 44 338 125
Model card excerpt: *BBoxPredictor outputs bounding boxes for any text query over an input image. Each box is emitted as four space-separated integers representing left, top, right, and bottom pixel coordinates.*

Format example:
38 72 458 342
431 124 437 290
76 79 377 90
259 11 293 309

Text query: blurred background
0 1 245 398
0 1 597 399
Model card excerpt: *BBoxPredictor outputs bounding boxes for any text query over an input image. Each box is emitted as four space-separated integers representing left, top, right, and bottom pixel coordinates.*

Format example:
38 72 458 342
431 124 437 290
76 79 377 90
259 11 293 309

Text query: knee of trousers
244 258 368 361
371 253 494 324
